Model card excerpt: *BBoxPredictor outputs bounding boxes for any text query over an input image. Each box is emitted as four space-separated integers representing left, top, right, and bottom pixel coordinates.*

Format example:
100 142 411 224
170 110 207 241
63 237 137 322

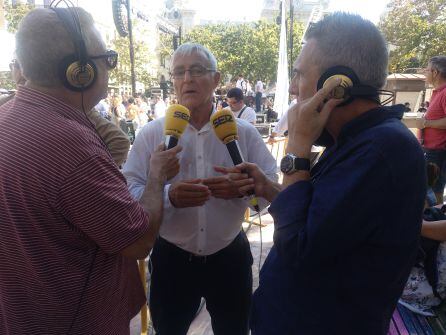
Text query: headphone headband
51 7 87 66
317 65 380 105
50 4 97 91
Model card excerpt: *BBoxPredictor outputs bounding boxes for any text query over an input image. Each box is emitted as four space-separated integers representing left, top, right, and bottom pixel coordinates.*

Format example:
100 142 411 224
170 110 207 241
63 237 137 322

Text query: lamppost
112 0 136 96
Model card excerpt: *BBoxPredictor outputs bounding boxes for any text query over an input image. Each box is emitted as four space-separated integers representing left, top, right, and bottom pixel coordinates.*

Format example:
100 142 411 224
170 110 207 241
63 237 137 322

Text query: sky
190 0 390 24
327 0 390 23
81 0 391 25
0 0 391 71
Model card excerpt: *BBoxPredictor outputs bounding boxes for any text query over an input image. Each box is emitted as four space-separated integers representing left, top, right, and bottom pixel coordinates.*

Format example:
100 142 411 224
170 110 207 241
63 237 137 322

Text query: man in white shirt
227 87 257 125
123 43 277 335
236 74 247 94
94 98 110 119
255 79 264 112
153 95 166 119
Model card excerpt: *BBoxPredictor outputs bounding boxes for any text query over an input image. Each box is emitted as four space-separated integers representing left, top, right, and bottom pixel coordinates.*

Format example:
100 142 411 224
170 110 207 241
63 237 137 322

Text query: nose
183 70 193 82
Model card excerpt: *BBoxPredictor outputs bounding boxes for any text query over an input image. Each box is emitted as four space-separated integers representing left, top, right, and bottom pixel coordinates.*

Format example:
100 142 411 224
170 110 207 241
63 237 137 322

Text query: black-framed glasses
170 65 216 80
90 50 118 70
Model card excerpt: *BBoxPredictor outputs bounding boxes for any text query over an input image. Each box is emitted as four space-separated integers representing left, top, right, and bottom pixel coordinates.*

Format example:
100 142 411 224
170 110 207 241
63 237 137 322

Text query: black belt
156 232 244 264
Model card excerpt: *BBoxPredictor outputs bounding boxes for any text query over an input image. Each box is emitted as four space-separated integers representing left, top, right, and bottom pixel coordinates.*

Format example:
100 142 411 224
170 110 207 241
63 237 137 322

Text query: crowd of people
89 81 276 141
1 5 446 335
92 93 169 139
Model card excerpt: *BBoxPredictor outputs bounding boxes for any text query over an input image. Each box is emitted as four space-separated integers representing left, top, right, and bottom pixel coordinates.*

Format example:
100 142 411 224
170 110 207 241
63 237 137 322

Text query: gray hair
170 43 218 71
430 56 446 79
15 7 98 88
305 12 388 89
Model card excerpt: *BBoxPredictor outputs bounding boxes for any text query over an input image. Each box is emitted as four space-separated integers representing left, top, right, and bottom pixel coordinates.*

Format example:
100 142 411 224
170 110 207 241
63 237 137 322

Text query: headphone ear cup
323 74 354 100
59 55 97 91
317 66 361 106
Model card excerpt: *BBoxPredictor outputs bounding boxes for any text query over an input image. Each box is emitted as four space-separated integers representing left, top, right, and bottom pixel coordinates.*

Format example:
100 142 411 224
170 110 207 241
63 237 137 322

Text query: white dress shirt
154 101 166 119
233 105 257 124
255 81 264 94
274 99 296 135
236 78 247 92
123 115 278 255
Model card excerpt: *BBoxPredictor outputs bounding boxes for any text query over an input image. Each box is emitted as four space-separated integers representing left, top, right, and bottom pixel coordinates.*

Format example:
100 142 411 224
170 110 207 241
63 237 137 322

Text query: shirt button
198 249 202 253
200 228 204 232
198 155 202 159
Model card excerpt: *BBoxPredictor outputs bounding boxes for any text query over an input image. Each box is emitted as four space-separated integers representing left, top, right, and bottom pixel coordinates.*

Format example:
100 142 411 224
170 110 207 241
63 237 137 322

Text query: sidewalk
130 213 275 335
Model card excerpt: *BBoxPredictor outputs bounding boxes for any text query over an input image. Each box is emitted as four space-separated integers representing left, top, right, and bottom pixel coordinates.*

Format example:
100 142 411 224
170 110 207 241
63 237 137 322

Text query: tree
3 0 34 33
158 32 174 69
183 20 304 85
379 0 446 73
109 22 157 90
0 72 15 90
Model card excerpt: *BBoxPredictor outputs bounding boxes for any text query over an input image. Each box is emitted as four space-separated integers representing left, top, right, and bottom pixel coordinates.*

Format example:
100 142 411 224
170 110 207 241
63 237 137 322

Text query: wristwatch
280 153 310 175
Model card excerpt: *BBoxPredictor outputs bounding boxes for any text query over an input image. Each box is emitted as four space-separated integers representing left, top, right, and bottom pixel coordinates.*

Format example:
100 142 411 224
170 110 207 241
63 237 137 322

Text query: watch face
280 155 293 173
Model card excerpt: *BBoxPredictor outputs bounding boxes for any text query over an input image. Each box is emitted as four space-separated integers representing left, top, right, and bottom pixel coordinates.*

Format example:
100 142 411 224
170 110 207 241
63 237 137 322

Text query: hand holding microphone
209 108 260 211
151 104 190 181
149 143 182 182
164 104 191 150
163 104 212 207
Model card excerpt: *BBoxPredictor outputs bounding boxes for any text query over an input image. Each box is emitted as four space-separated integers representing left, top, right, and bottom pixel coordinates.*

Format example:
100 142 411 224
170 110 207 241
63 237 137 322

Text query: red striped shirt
0 86 149 334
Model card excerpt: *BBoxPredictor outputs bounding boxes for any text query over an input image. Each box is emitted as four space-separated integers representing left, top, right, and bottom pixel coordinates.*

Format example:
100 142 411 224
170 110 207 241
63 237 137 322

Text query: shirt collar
187 106 216 134
313 104 405 178
433 83 446 93
233 104 246 113
15 86 89 125
337 104 405 145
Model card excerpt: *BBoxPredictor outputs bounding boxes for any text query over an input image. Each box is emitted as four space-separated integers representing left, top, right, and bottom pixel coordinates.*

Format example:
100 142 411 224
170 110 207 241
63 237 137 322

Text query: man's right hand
149 144 182 181
214 163 281 203
168 179 211 208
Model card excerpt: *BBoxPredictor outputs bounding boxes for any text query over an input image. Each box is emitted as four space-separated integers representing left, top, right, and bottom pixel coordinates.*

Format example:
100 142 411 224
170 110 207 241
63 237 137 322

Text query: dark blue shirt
251 105 427 335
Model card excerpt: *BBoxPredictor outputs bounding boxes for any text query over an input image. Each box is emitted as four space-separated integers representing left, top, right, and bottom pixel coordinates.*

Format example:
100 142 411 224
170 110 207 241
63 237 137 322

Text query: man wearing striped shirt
0 7 181 335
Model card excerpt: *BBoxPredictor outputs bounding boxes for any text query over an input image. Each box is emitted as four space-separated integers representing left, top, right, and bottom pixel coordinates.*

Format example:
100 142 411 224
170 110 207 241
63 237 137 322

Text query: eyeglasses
90 50 118 70
170 65 216 80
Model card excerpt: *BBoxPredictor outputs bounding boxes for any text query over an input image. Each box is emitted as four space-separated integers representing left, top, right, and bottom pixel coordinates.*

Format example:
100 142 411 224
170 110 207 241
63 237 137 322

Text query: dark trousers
255 92 262 113
149 232 253 335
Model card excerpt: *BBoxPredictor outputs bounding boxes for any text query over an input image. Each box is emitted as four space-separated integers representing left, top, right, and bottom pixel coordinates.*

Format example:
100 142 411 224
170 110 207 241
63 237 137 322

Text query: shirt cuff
163 184 173 210
269 180 313 230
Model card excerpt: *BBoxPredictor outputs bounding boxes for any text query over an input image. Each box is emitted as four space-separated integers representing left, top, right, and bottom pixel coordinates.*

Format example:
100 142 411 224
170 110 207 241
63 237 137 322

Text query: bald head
15 7 104 88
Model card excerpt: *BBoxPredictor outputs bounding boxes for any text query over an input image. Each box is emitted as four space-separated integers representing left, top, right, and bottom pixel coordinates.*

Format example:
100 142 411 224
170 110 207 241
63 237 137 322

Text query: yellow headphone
51 7 97 91
317 66 380 105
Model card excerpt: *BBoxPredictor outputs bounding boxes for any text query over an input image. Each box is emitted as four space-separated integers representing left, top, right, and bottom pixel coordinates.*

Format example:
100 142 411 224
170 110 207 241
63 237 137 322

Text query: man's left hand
202 175 243 199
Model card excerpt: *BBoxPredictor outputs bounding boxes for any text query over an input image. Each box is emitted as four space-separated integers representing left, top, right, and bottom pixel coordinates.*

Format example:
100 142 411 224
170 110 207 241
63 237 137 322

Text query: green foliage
0 72 15 90
379 0 446 73
183 20 304 84
3 0 34 33
109 22 157 89
158 32 174 70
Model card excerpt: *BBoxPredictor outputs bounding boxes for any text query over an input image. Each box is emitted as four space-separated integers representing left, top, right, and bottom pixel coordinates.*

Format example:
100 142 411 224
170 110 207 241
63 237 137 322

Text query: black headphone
51 2 97 91
317 65 389 106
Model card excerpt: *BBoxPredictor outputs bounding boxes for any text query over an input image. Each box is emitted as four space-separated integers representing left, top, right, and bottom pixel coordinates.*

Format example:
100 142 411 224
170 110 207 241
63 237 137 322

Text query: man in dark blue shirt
219 12 426 335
